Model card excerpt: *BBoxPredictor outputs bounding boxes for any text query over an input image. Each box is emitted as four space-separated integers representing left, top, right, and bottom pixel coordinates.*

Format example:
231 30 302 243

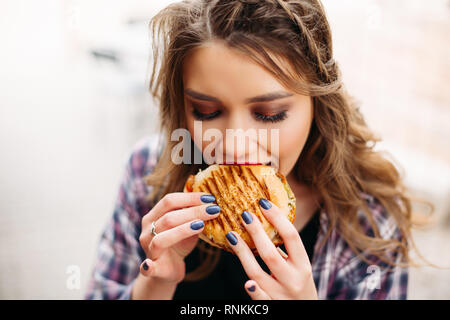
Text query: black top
173 209 321 300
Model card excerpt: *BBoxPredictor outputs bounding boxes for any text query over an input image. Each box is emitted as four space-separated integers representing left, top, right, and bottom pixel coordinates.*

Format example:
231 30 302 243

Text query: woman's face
182 41 313 177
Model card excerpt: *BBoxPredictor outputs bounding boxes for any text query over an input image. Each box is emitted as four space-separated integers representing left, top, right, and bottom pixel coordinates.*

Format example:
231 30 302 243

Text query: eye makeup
192 108 222 120
252 104 290 123
254 110 288 123
189 101 222 120
188 100 290 124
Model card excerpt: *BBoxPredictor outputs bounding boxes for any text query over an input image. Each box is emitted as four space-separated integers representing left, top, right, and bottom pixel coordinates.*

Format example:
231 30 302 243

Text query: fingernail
241 210 253 224
200 194 216 203
143 262 149 271
206 205 221 215
248 285 256 292
190 220 204 230
259 198 272 210
226 232 238 245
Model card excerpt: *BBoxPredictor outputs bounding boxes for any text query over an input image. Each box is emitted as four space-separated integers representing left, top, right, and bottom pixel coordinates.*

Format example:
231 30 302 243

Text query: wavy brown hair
144 0 432 281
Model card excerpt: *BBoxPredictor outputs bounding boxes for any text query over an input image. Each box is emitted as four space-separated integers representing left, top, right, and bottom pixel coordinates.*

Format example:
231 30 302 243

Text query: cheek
186 114 224 152
277 108 313 174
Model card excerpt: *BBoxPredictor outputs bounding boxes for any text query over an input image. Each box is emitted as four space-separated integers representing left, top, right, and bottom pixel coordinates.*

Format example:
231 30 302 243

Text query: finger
225 231 277 289
139 258 176 281
277 247 289 260
240 210 291 285
156 204 221 233
144 192 216 226
141 257 189 283
139 258 154 277
148 220 205 260
245 280 271 300
259 198 307 266
139 219 161 255
139 193 216 251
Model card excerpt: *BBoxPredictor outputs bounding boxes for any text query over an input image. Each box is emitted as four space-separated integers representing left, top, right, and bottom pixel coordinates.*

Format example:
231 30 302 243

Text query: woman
85 0 420 299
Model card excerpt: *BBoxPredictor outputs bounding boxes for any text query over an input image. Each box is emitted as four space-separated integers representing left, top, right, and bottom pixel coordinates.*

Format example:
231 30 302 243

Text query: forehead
182 41 292 104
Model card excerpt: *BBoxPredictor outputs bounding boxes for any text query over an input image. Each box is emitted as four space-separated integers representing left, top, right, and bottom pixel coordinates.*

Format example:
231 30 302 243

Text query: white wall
0 0 168 299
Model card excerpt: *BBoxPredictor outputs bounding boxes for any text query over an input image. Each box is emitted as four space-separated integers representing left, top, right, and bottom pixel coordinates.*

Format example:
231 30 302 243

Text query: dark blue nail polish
206 205 221 215
248 285 256 292
143 262 149 271
200 194 216 203
241 210 253 224
226 232 238 245
190 220 204 230
259 198 272 210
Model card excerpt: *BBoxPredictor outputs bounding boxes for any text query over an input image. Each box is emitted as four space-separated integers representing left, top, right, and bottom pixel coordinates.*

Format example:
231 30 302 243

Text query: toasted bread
184 164 296 254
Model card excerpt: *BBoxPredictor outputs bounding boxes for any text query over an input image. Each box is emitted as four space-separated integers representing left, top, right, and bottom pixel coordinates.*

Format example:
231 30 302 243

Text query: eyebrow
184 88 293 104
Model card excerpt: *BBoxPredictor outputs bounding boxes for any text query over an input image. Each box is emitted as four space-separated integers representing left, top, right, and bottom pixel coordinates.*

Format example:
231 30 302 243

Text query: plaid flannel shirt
85 135 408 300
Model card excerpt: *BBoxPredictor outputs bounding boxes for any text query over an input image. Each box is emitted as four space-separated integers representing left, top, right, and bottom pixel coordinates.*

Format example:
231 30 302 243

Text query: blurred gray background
0 0 449 299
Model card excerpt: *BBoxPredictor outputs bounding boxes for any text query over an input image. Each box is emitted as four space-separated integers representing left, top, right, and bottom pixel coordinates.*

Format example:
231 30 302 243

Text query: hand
138 192 220 284
225 198 318 300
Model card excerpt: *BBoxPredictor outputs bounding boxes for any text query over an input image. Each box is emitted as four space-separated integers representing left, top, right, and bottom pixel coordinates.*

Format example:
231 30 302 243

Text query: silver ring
150 221 158 237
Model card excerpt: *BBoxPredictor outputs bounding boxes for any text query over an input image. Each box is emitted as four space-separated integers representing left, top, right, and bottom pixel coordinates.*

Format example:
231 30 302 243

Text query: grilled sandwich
183 164 296 254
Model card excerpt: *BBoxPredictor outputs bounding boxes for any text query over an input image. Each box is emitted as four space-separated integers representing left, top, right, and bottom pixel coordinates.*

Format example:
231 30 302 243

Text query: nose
221 112 260 164
223 130 259 164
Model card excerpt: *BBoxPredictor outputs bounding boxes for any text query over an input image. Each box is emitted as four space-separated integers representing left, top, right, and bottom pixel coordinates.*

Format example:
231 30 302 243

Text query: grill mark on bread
242 167 262 197
210 169 241 234
233 166 263 223
243 166 269 222
262 179 271 202
221 166 246 234
228 166 246 210
232 166 254 211
247 167 271 200
216 167 236 230
236 166 270 239
211 169 235 231
231 166 251 234
248 166 280 236
228 166 252 232
236 166 266 226
226 166 242 209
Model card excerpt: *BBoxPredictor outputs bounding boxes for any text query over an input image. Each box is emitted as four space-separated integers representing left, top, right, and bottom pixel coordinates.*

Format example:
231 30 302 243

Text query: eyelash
254 111 288 123
191 108 288 123
192 108 222 121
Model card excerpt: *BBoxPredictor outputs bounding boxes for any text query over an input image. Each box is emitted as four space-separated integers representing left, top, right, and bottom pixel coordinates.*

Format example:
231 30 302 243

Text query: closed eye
254 111 288 123
191 108 288 123
191 108 222 120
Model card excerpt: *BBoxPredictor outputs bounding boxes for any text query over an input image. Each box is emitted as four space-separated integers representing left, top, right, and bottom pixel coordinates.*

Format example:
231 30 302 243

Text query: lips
222 161 272 166
223 162 262 165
